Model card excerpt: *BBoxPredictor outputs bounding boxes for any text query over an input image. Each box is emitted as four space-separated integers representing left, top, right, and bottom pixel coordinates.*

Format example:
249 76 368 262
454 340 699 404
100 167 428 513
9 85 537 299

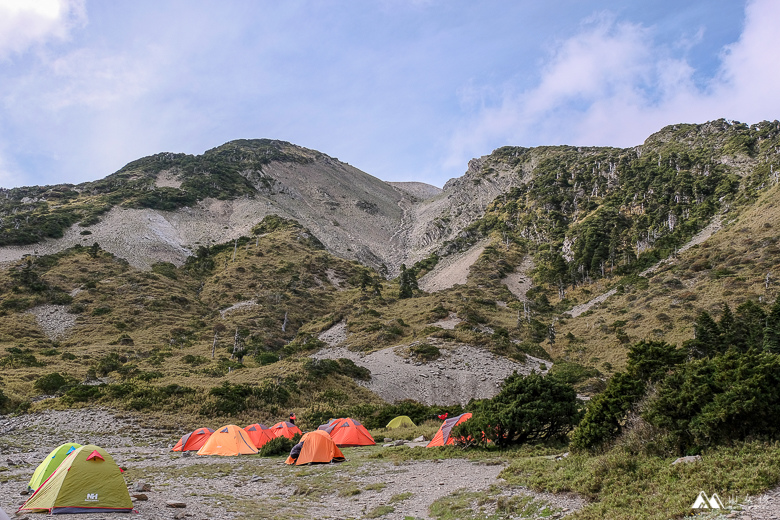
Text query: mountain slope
0 140 426 273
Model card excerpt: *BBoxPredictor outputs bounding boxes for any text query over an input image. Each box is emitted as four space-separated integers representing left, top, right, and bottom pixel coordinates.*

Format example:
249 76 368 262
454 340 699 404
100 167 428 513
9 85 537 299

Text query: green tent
19 444 133 514
386 415 416 429
28 443 82 492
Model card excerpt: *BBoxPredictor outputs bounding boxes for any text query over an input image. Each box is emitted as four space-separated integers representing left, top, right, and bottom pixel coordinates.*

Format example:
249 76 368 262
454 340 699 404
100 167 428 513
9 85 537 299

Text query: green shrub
304 358 370 381
64 384 104 403
0 388 9 414
34 372 73 394
548 361 600 385
255 352 279 366
0 349 45 368
571 341 684 451
644 350 780 454
93 352 125 376
182 355 208 366
136 371 164 381
409 343 440 361
91 306 112 316
259 433 301 456
455 371 581 448
151 261 178 279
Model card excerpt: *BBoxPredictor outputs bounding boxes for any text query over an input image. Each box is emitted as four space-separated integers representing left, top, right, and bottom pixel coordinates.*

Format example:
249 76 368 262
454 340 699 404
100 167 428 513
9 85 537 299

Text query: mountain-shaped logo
691 491 724 509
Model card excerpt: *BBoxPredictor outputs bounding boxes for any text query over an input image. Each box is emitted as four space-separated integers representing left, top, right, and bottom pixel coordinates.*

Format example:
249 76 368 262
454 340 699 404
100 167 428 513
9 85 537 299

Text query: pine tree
398 264 417 299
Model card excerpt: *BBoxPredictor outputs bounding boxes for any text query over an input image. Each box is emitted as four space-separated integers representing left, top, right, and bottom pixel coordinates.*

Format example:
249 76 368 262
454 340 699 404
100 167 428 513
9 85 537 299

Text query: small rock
133 482 152 492
182 451 192 457
393 440 407 446
383 438 392 442
412 436 426 442
382 443 394 447
166 501 186 508
131 494 148 501
250 475 263 483
174 511 187 520
671 455 701 465
19 490 29 495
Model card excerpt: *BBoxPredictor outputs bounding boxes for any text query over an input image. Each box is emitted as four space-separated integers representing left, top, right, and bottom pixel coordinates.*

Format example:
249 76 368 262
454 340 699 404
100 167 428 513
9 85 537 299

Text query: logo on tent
691 491 724 509
85 493 99 502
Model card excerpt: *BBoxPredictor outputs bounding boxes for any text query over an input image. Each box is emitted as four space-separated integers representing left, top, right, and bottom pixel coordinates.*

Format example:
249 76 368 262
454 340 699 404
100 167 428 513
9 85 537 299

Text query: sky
0 0 778 189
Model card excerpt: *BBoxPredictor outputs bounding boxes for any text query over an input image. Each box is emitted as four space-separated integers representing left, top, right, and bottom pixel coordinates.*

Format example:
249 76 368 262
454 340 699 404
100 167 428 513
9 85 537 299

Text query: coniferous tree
686 312 721 358
398 264 417 299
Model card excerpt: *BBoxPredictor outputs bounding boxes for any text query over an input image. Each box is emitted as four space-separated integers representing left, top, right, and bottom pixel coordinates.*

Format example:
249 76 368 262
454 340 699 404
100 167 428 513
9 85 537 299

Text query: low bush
34 372 74 394
259 434 298 457
409 343 440 361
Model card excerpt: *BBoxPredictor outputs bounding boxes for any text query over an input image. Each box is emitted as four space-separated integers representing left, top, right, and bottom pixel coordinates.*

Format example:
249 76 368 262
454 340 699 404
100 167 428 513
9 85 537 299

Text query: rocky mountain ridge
3 119 776 283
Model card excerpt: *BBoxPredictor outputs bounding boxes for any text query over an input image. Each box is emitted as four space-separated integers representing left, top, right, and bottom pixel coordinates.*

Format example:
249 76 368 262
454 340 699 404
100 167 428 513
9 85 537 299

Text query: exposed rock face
399 153 530 266
0 142 519 276
388 181 443 200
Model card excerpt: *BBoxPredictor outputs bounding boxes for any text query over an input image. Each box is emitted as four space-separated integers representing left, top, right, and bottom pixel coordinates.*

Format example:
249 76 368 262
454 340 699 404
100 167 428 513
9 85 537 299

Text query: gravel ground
25 304 76 340
0 409 582 520
2 409 779 519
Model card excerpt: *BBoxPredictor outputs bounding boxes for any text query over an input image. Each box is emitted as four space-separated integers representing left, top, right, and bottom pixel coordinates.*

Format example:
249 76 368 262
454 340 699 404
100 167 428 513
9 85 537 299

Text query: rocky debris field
312 342 549 406
417 240 489 293
0 409 585 520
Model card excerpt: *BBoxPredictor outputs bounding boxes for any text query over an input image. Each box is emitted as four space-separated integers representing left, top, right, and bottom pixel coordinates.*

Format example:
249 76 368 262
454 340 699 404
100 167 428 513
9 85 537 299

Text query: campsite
0 408 585 519
3 407 780 519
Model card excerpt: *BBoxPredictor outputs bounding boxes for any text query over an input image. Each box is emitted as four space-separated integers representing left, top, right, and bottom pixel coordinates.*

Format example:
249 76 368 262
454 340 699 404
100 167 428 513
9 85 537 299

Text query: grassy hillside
434 119 780 373
0 214 533 428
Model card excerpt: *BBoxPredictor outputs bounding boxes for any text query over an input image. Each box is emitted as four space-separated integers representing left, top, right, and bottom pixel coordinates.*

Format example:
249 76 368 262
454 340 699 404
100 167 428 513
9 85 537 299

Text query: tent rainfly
28 443 82 492
18 444 133 515
197 425 258 456
270 421 303 439
318 418 375 447
427 413 472 447
244 424 276 449
285 430 345 466
171 427 214 452
386 415 416 429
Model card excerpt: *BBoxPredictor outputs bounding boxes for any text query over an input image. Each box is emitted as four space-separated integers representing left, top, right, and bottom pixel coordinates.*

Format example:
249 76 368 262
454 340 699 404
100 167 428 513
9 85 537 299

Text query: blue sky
0 0 777 189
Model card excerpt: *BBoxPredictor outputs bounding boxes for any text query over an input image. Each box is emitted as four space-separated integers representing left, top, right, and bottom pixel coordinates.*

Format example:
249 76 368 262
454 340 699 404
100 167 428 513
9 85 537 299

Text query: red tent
172 427 214 452
426 413 472 447
318 418 375 447
270 421 302 439
244 424 276 449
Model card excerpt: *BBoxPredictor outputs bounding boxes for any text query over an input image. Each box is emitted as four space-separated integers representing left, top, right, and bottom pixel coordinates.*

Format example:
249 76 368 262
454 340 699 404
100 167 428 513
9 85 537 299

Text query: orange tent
318 418 375 447
270 421 302 439
427 413 472 447
244 424 275 449
285 430 345 466
172 427 214 452
196 425 258 456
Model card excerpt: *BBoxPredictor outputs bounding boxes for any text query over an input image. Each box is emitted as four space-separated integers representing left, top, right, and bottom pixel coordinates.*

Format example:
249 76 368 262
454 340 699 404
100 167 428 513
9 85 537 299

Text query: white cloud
446 0 780 169
0 0 85 58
